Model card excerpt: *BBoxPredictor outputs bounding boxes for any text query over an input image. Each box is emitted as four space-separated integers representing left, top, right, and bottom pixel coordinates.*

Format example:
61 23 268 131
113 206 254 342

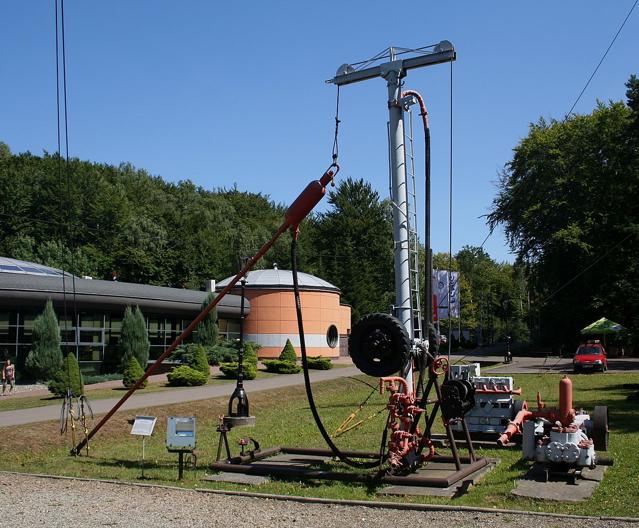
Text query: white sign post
130 415 157 479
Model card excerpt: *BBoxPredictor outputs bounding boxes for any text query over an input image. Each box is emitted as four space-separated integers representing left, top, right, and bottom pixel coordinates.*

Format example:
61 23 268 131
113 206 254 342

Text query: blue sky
2 1 638 263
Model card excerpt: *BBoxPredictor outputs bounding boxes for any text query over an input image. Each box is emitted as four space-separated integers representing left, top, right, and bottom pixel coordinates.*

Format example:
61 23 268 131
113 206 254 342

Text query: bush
279 339 297 362
192 345 210 377
25 299 62 381
306 356 332 370
122 357 147 389
83 373 122 385
262 359 301 374
167 365 208 386
219 361 257 380
243 341 259 366
209 341 238 365
48 353 84 397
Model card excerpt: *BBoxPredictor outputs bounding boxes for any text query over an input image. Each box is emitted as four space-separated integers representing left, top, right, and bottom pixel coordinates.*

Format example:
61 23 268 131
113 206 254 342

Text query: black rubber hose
291 235 385 469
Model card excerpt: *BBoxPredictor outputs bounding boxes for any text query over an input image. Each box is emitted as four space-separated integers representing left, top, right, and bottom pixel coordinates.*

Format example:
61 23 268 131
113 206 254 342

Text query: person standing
2 358 15 395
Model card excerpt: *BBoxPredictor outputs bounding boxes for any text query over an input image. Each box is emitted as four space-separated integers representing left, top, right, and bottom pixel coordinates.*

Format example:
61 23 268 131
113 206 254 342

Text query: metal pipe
384 65 413 393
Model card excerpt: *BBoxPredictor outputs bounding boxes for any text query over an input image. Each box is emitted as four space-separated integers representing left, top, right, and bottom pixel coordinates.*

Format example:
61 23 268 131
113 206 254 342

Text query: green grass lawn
0 372 637 517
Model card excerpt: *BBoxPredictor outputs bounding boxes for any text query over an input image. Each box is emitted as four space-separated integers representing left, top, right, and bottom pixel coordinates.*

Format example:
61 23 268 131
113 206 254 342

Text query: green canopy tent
580 317 626 350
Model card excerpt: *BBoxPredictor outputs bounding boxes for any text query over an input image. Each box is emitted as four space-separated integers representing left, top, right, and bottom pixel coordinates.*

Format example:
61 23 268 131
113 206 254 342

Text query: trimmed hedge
122 357 147 389
306 356 332 370
167 365 208 386
219 361 257 380
262 359 302 374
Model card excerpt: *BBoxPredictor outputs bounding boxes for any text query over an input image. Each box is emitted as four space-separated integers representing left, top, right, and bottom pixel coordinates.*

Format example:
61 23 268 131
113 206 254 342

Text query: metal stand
212 446 488 488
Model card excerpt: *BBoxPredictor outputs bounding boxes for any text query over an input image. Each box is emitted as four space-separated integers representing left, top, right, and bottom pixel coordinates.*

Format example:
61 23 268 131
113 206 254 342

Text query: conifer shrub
25 299 62 381
306 356 333 370
48 353 84 396
262 359 302 374
194 292 219 347
167 365 208 386
279 339 298 362
119 306 149 371
122 357 147 389
192 345 210 378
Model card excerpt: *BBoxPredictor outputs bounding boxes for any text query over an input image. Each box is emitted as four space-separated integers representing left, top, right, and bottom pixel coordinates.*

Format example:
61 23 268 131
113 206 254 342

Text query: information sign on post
130 415 157 478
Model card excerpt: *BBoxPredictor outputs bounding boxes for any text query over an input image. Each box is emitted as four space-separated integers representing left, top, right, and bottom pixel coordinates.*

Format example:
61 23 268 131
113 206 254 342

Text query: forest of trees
0 142 522 345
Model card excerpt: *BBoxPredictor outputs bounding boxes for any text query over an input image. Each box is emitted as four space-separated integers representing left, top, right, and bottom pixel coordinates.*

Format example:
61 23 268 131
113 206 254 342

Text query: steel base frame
211 446 489 488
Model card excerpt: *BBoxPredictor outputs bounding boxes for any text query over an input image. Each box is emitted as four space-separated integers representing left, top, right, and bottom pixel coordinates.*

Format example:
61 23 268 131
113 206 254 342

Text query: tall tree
119 306 150 370
310 178 394 321
488 76 639 346
194 291 219 347
25 299 63 380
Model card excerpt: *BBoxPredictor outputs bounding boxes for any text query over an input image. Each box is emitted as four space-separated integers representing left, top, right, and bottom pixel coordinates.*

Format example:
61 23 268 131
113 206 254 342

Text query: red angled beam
73 167 337 454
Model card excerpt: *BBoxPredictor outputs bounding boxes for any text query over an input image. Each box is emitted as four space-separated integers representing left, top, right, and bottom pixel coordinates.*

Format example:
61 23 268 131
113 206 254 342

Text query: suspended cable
447 60 454 360
566 0 638 117
59 0 79 358
53 0 71 357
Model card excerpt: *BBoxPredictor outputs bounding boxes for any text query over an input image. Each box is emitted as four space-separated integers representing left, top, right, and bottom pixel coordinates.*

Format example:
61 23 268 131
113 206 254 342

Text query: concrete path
0 366 361 427
450 354 639 374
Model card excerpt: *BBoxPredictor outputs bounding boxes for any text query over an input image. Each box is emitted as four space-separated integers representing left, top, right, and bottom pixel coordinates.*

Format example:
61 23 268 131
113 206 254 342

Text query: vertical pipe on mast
384 64 413 391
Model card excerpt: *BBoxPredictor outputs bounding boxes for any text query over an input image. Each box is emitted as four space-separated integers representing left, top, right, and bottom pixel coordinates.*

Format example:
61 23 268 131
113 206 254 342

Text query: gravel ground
0 474 637 528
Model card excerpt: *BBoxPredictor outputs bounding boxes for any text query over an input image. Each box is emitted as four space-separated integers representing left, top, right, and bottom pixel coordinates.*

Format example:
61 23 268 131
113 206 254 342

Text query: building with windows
1 258 351 374
216 266 351 358
0 257 245 374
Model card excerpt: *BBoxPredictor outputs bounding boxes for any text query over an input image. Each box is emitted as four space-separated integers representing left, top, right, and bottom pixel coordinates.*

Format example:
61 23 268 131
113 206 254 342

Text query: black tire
348 313 411 377
592 405 609 452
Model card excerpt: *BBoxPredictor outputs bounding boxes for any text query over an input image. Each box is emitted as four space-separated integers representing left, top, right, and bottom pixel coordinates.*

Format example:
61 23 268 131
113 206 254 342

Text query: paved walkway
0 366 361 427
450 353 639 374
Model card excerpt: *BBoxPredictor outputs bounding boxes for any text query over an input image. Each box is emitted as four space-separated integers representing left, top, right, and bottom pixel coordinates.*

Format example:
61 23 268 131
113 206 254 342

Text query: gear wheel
348 313 411 377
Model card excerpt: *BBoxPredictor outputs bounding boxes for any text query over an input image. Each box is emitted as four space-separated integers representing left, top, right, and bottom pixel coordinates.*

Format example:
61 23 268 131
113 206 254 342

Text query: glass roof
0 257 66 277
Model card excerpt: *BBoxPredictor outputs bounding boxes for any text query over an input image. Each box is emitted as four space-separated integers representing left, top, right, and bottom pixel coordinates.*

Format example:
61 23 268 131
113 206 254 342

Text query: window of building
326 325 339 348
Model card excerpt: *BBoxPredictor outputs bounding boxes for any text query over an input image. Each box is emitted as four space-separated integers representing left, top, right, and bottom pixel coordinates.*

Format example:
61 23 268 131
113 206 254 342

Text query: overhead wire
566 0 638 117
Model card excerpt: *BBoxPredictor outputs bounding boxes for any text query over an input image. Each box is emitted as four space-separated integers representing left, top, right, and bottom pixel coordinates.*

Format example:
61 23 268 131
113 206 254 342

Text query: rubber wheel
592 405 609 452
511 398 527 419
348 313 411 377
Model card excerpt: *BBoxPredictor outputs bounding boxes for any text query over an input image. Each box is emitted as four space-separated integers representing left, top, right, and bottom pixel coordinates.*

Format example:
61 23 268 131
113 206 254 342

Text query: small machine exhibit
166 416 197 479
450 364 525 440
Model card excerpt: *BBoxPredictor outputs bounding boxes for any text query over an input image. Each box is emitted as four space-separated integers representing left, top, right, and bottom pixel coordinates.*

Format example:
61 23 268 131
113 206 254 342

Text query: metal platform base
210 446 490 489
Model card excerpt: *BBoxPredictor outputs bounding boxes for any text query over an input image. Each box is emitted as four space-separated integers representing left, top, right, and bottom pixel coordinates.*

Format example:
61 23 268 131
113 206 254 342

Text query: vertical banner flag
432 269 460 320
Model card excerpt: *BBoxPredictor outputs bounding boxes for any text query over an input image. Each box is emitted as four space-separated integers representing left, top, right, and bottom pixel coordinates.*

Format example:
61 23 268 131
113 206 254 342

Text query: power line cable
566 0 638 117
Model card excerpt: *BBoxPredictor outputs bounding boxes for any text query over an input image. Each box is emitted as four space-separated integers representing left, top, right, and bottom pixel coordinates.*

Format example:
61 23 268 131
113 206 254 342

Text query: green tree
279 339 297 362
310 178 394 321
194 292 218 346
48 353 84 396
119 306 149 370
25 299 62 380
122 356 147 389
488 76 639 347
192 345 210 378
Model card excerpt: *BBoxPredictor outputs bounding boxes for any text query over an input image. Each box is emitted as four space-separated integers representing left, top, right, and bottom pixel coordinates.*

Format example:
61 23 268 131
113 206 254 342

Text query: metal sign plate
131 415 157 437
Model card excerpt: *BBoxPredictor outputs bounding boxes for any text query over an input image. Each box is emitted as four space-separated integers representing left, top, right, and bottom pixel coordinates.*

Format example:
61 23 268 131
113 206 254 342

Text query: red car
573 341 608 373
